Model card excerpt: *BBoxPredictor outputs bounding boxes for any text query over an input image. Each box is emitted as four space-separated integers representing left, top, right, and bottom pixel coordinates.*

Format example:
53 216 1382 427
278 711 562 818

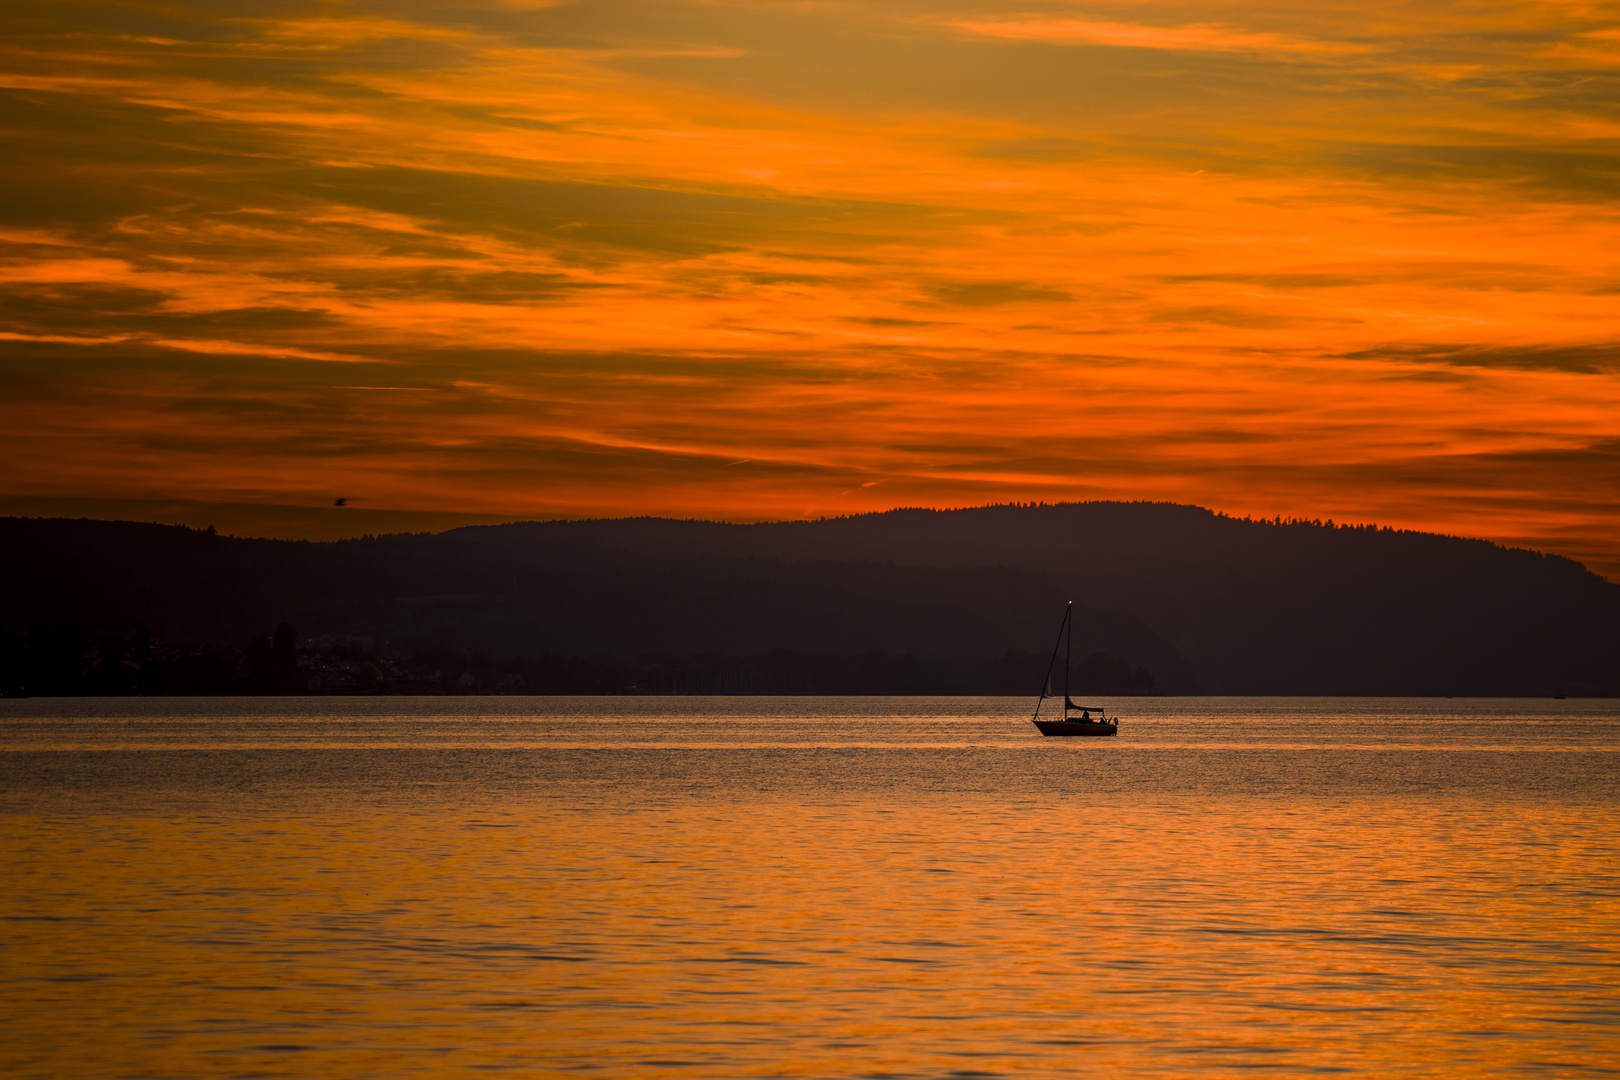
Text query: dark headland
4 502 1616 697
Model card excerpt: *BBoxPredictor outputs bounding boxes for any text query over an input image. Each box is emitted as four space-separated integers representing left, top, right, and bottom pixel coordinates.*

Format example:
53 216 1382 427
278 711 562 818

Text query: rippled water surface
3 696 1618 1078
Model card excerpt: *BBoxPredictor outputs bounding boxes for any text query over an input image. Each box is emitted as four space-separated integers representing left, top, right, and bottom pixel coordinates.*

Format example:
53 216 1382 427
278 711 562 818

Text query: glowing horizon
3 1 1618 577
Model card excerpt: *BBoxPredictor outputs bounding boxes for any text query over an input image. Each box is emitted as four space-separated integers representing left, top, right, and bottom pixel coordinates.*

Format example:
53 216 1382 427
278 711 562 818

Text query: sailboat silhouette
1032 602 1119 737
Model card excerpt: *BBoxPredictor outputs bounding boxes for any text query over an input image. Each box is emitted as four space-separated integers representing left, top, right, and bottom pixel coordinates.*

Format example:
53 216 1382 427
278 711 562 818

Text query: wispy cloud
946 17 1367 57
2 1 1618 577
150 338 388 364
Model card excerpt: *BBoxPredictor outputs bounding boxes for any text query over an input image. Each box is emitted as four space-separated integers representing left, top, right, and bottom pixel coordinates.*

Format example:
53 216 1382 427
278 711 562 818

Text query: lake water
3 696 1618 1078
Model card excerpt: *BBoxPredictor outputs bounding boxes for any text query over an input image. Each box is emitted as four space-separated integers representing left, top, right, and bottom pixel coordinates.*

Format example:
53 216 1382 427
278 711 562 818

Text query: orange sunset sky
3 0 1618 576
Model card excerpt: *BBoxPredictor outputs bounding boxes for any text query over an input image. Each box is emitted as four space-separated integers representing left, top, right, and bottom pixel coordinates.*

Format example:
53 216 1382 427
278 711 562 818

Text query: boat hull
1033 720 1118 737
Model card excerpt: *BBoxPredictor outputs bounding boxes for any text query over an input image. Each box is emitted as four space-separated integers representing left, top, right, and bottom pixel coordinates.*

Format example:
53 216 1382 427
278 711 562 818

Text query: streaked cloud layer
2 0 1618 575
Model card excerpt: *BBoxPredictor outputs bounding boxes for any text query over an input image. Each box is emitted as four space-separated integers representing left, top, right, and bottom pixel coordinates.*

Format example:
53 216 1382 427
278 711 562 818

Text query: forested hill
4 502 1618 695
0 513 1189 695
496 504 1619 695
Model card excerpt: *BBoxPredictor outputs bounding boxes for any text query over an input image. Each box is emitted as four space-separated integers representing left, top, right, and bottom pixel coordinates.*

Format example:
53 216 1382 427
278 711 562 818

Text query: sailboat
1032 601 1120 737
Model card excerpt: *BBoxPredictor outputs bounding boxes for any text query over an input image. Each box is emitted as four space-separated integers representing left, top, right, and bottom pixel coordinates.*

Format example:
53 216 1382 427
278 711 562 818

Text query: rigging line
1033 601 1072 721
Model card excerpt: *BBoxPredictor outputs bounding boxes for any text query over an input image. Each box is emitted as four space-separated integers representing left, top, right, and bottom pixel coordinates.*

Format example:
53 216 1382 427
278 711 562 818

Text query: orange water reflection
6 790 1617 1076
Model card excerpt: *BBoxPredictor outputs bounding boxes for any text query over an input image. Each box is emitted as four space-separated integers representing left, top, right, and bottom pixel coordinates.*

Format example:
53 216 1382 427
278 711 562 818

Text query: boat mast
1064 599 1071 717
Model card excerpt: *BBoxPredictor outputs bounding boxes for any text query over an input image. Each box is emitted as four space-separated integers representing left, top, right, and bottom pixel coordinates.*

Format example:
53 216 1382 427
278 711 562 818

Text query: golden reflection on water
6 793 1618 1077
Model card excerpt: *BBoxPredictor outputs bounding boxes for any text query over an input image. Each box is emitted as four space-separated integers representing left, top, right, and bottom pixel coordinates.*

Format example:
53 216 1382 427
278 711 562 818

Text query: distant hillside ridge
0 512 1194 695
4 501 1617 695
458 501 1620 695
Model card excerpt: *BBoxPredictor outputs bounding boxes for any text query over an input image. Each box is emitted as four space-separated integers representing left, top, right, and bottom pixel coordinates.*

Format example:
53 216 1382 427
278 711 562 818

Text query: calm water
2 697 1617 1078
